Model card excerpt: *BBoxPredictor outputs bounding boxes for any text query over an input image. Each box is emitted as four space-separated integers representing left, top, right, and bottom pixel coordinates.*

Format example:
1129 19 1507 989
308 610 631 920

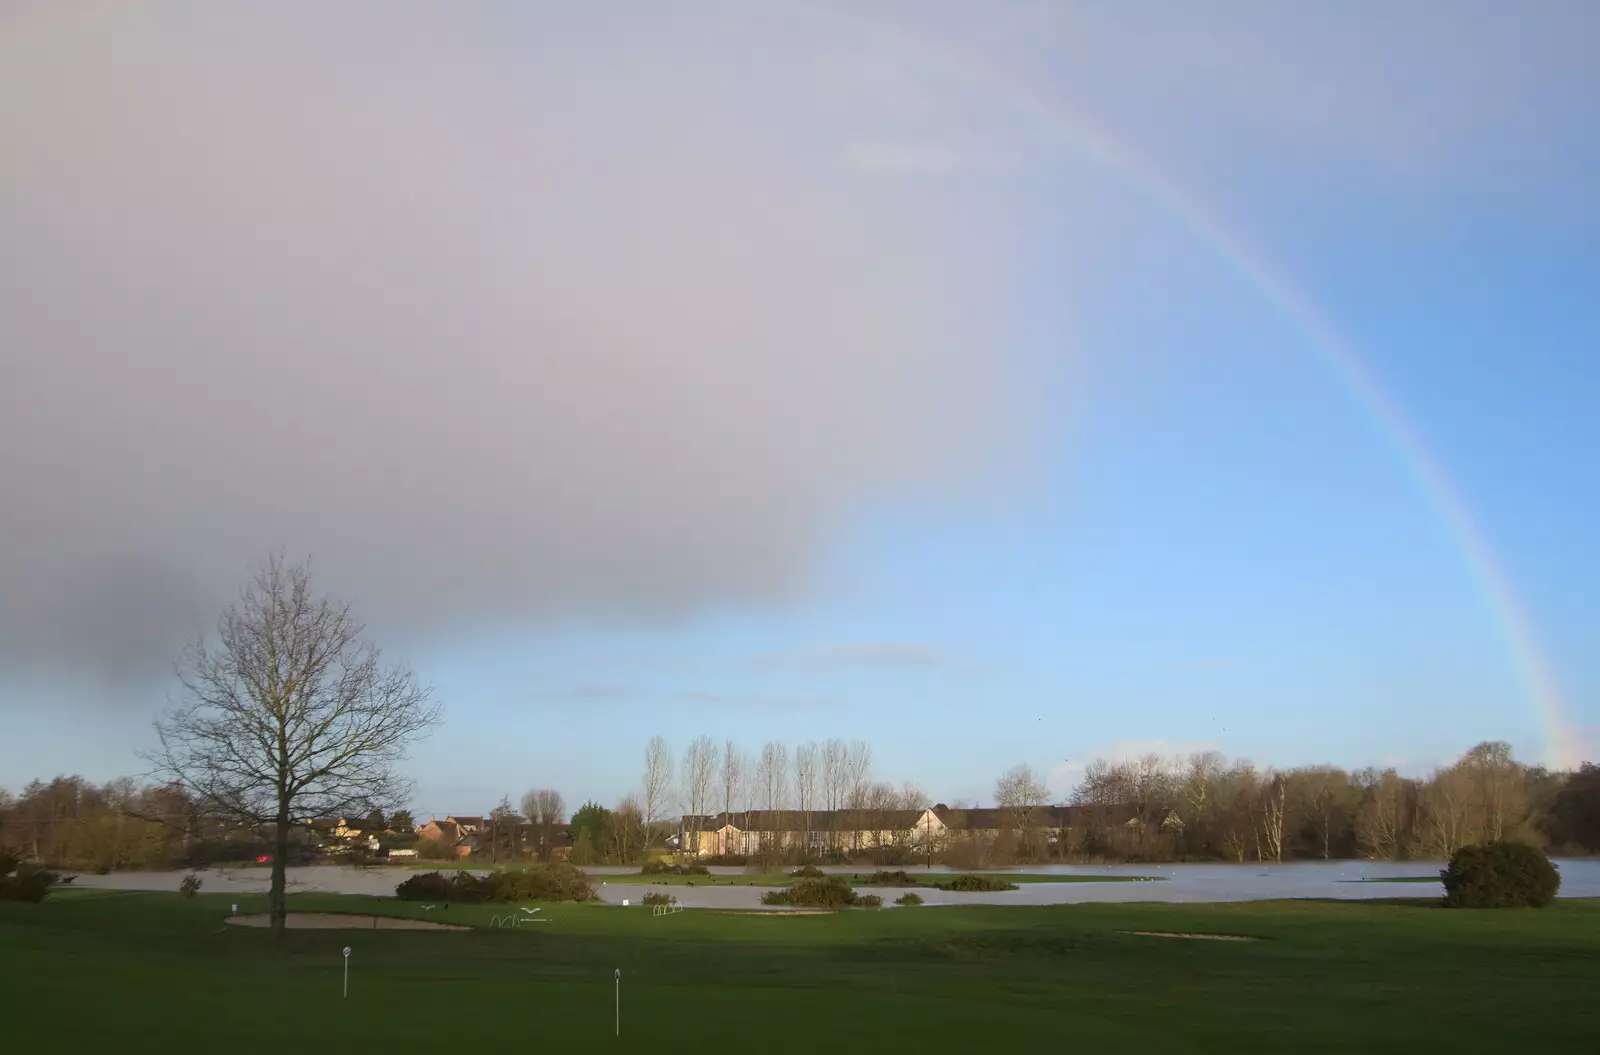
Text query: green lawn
3 892 1596 1051
601 870 1162 887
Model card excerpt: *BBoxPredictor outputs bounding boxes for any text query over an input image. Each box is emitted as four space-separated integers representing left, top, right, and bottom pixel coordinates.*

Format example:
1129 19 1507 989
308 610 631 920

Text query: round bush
895 892 923 907
762 877 858 907
1442 842 1560 908
641 892 677 907
179 873 203 899
789 865 825 878
864 870 917 886
855 893 883 908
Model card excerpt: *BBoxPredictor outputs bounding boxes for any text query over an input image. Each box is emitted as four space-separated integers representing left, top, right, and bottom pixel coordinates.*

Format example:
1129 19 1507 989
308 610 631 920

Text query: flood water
69 858 1600 910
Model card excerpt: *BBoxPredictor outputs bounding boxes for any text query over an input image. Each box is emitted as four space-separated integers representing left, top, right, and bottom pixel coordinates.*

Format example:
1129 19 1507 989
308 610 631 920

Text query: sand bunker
226 913 468 931
1121 931 1259 942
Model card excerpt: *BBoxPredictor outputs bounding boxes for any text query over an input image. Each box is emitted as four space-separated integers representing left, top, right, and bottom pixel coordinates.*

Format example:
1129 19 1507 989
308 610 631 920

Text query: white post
343 946 352 998
614 968 620 1037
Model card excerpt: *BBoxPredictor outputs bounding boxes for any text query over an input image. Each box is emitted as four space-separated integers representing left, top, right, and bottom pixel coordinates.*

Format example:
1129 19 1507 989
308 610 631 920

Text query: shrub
641 892 677 907
895 892 923 907
416 837 462 862
640 861 708 876
934 874 1018 892
761 877 858 908
864 870 917 886
179 873 203 899
395 866 597 903
394 870 459 902
1442 842 1560 908
490 864 598 903
761 876 881 909
0 863 60 903
789 865 825 878
0 850 16 877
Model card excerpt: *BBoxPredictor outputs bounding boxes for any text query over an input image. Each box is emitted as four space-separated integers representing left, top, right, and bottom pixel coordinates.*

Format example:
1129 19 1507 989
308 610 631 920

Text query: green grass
603 870 1163 887
3 891 1597 1051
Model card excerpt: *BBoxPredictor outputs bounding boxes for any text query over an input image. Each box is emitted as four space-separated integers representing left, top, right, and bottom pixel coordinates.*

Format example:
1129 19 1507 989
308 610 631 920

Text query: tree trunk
271 806 289 933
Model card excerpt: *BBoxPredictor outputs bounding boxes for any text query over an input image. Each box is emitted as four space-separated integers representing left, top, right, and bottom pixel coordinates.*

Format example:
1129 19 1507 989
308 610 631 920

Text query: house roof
424 819 462 843
447 815 485 830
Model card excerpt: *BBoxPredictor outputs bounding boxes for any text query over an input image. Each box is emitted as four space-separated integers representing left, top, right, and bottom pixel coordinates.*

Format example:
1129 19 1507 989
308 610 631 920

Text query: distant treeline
1058 742 1600 863
4 740 1597 870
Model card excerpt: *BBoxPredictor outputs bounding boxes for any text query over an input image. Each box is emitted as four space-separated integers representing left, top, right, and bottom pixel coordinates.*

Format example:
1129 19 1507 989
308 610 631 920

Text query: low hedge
761 876 881 908
641 861 710 876
895 892 923 906
395 865 596 903
933 874 1017 892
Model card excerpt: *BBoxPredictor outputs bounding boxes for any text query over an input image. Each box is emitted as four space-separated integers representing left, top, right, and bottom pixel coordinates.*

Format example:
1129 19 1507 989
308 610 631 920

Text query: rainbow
909 35 1580 768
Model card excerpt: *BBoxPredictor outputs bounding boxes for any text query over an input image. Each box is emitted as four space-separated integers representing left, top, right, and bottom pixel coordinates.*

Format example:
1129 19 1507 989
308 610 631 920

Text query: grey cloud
838 142 1011 176
751 643 958 673
0 6 1033 685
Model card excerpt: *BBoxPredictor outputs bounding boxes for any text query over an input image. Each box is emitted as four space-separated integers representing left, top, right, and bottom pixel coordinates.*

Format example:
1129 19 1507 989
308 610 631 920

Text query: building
415 817 473 857
677 803 1143 857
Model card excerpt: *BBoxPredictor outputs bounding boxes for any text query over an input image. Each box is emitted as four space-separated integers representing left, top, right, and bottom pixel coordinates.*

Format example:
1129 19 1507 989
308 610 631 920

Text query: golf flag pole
615 968 621 1037
343 946 352 999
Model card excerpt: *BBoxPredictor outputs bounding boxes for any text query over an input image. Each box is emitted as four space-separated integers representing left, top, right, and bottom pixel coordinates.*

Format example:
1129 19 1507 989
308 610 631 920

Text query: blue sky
1 2 1596 816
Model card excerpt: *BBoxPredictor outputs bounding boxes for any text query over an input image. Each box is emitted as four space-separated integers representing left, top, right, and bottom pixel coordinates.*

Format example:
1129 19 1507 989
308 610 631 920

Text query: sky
2 1 1597 816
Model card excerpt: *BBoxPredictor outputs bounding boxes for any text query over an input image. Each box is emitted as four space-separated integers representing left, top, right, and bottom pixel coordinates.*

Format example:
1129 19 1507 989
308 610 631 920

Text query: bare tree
719 740 744 854
754 741 789 857
613 794 645 863
680 735 716 856
147 555 439 932
1458 740 1525 842
1258 772 1289 862
486 795 524 863
520 788 566 861
995 763 1050 861
822 738 847 812
794 741 818 855
1291 767 1353 859
641 735 674 849
758 741 790 814
1355 768 1412 859
845 740 873 807
1417 766 1471 858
